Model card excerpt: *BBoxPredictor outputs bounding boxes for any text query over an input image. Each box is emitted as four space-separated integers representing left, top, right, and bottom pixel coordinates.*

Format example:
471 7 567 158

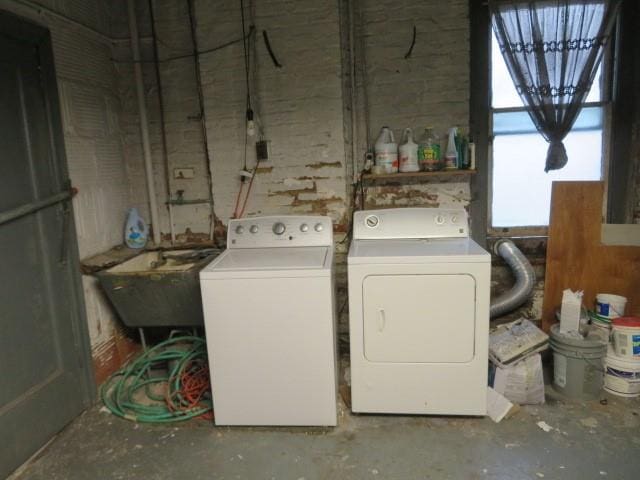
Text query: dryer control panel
353 208 469 240
227 215 333 248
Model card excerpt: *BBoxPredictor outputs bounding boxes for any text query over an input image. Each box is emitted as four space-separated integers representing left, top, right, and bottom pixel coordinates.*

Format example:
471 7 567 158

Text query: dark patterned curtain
490 0 621 171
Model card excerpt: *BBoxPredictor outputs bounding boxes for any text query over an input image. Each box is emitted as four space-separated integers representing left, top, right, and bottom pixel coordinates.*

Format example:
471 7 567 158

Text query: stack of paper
489 318 549 368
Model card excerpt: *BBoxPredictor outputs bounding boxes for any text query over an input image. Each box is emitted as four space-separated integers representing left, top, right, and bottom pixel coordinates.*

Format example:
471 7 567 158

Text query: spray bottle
444 127 458 170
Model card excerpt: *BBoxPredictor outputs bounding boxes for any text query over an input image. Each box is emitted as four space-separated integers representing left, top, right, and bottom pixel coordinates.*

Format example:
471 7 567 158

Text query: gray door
0 12 94 478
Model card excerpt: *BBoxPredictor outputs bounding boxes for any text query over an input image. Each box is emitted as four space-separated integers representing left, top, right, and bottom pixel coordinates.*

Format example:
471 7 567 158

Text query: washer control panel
227 215 333 248
353 208 469 240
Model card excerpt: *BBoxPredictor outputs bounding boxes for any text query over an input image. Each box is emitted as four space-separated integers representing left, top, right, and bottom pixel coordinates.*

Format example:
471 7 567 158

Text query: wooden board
542 181 640 331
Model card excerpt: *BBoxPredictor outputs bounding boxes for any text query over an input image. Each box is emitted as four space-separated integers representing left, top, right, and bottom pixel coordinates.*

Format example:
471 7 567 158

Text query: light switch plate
174 167 195 179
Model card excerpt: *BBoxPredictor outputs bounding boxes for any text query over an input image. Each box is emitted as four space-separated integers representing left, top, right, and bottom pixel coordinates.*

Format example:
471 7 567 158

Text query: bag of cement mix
493 354 545 405
489 318 548 368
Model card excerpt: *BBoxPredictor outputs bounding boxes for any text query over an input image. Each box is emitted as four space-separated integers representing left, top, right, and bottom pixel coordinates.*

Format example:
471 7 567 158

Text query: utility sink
96 249 221 327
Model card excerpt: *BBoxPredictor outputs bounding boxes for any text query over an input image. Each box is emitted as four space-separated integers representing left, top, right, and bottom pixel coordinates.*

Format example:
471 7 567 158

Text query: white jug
374 127 398 174
124 208 149 249
399 128 419 173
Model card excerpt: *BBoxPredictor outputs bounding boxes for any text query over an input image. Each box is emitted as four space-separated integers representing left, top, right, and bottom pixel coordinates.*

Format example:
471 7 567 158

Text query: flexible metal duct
490 239 536 318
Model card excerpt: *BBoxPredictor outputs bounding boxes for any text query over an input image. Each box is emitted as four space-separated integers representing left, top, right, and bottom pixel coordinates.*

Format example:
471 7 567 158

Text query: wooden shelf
361 169 476 182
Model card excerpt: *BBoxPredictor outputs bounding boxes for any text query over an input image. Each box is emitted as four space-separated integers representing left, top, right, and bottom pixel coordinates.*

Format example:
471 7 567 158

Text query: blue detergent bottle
124 208 149 249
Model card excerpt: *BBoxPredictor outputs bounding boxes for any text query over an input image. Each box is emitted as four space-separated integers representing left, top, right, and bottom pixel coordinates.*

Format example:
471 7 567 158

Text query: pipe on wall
347 0 359 184
127 0 161 246
490 239 536 318
187 0 216 242
147 0 175 245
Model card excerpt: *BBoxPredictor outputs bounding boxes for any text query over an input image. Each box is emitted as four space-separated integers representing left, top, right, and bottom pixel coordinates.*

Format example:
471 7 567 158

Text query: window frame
469 0 631 246
487 102 612 237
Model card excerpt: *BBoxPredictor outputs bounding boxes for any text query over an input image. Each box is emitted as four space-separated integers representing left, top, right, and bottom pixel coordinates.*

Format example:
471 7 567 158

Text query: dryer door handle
377 309 386 332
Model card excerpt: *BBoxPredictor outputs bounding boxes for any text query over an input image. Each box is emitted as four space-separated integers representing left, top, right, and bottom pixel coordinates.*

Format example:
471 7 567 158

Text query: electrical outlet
256 140 269 161
174 168 195 179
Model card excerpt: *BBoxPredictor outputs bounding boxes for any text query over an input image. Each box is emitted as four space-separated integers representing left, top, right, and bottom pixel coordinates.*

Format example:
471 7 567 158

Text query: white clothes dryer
348 208 490 415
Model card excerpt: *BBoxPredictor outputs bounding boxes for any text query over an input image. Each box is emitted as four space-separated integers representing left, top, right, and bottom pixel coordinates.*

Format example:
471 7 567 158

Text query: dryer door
363 274 476 363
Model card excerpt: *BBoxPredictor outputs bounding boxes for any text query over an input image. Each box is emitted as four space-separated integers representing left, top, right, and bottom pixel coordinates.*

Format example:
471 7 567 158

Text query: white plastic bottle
399 128 419 173
124 207 149 249
374 126 398 174
444 127 458 170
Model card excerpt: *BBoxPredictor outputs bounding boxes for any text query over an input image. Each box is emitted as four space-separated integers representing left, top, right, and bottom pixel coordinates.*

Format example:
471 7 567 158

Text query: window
490 32 608 229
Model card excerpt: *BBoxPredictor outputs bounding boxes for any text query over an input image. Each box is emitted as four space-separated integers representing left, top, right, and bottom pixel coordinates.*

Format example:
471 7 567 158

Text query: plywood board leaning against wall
542 181 640 332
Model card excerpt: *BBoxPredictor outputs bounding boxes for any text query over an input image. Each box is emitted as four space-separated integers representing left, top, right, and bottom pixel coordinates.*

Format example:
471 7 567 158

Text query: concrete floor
10 389 640 480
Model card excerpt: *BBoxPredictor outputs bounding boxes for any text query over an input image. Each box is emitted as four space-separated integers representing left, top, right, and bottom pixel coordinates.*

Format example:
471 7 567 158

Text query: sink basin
96 249 221 327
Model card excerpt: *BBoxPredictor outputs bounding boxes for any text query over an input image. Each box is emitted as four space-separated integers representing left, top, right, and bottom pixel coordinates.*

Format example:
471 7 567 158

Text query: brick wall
353 0 471 212
9 0 637 377
116 0 472 236
195 0 349 229
112 0 475 345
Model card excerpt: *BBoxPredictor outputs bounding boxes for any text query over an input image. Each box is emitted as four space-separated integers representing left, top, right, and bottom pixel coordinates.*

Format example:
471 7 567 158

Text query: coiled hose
490 239 536 319
100 335 212 423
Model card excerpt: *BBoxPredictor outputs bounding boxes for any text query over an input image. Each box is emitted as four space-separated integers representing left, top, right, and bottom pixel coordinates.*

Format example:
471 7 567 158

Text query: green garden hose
100 335 213 423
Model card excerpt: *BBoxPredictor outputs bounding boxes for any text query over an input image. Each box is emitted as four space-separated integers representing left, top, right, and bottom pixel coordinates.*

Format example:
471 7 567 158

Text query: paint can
596 293 627 319
549 324 607 399
611 317 640 359
588 311 612 343
603 347 640 398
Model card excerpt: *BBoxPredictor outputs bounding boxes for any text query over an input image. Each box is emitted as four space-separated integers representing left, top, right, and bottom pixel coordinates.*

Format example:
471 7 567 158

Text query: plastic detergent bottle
444 127 458 170
124 208 148 249
374 126 398 174
417 127 441 171
399 128 419 173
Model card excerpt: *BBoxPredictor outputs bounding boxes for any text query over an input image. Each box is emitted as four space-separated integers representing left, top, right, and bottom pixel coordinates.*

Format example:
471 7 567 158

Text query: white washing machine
199 215 337 426
348 208 490 415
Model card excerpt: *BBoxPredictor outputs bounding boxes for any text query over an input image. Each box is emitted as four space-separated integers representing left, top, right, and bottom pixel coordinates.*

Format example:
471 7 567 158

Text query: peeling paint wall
6 1 637 385
353 0 471 213
195 0 348 228
111 0 349 240
113 0 475 347
363 181 471 210
116 0 471 236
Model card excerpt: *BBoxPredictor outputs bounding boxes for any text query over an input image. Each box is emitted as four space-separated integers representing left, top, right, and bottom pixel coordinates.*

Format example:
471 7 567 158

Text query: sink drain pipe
128 0 161 246
490 239 536 319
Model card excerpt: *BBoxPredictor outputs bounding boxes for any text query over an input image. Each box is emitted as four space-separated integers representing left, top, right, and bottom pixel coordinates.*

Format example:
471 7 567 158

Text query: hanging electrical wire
111 27 255 64
240 0 252 116
232 0 260 219
187 0 217 241
100 335 213 423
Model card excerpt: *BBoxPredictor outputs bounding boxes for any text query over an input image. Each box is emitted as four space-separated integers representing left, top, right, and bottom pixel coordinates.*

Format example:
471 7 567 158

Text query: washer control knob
272 222 286 235
451 215 458 224
235 225 245 234
300 223 309 232
249 224 259 234
435 214 445 225
365 215 379 228
314 223 324 232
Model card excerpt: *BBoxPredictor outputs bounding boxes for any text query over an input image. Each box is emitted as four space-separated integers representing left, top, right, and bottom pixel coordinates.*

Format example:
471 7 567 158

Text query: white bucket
590 319 611 344
596 293 627 318
611 317 640 359
603 348 640 397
